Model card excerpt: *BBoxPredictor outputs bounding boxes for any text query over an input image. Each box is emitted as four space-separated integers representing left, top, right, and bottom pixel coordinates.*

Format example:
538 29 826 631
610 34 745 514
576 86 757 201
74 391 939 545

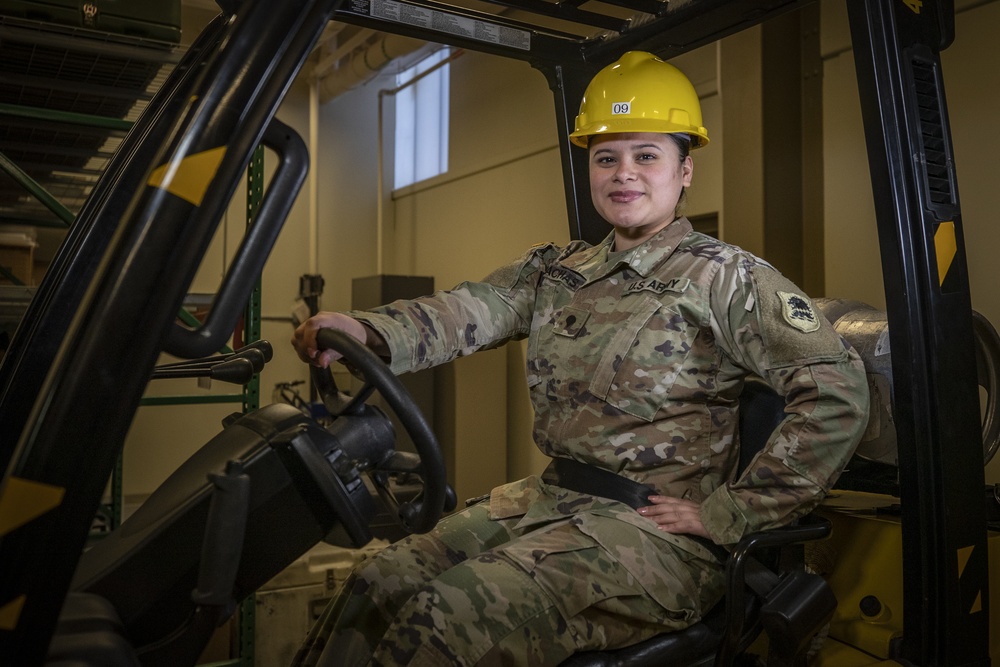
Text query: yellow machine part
810 491 1000 665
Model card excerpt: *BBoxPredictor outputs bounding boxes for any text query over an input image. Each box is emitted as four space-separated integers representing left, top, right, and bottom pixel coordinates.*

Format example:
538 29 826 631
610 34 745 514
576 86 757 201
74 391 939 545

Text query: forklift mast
0 0 989 664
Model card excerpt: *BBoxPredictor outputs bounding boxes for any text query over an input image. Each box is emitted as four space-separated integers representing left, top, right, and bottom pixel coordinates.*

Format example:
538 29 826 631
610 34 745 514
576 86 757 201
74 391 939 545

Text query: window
394 48 450 189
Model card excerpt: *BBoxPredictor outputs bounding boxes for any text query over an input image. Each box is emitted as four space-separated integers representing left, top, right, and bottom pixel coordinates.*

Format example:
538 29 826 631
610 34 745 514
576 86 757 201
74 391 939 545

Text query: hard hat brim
569 123 710 149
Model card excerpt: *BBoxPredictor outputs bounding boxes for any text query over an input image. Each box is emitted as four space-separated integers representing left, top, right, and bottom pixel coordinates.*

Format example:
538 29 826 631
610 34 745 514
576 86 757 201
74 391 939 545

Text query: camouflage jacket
349 218 869 546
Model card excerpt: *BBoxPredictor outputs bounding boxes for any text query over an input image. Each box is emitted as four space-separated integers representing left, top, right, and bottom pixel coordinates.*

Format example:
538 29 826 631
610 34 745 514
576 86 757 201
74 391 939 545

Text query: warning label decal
350 0 530 50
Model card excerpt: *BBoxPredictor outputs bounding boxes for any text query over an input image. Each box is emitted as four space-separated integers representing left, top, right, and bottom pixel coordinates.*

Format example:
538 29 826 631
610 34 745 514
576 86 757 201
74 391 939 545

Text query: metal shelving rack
0 13 182 365
0 15 181 231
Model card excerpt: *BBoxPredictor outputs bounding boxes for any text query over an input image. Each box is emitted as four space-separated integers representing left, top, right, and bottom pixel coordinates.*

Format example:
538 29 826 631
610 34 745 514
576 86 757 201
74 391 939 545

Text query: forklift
0 0 994 665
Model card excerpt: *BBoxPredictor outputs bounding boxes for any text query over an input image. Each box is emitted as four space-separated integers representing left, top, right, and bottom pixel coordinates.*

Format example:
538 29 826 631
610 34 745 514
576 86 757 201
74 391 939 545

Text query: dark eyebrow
592 143 663 156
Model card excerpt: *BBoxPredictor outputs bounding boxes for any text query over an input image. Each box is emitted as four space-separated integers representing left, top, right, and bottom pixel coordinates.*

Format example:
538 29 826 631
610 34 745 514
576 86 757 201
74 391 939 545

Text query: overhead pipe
306 23 344 277
318 32 427 103
309 77 320 275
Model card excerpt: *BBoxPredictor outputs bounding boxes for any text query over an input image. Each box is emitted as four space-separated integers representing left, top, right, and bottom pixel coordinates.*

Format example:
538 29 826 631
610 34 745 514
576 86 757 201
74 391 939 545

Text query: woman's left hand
637 495 712 540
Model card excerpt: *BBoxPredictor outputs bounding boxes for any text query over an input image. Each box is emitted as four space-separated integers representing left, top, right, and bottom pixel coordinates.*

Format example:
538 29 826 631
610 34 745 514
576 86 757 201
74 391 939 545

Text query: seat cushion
560 600 726 667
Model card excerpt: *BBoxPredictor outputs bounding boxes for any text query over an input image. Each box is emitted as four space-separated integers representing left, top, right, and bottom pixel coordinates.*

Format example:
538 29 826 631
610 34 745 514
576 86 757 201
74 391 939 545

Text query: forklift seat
562 379 838 667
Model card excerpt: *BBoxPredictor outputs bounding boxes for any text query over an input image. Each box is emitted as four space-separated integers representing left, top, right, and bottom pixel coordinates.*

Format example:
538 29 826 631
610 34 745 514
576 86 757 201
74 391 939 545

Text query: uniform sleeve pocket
589 298 697 422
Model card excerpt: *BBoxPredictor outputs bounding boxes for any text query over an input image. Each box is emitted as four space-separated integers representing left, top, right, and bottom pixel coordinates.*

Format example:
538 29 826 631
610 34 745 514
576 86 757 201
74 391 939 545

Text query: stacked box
0 232 37 286
254 540 389 664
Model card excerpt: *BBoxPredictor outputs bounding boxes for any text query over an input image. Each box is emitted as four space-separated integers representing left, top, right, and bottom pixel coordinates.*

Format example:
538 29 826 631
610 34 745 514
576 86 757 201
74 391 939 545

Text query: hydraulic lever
150 340 273 385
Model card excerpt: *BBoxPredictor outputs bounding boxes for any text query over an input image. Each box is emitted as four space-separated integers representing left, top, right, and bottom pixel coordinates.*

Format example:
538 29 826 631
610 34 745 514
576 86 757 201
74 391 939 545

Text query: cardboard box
254 540 388 664
0 233 37 286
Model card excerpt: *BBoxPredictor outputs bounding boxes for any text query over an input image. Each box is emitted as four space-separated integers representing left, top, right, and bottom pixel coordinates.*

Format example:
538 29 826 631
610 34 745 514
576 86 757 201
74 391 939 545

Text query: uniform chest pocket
589 297 696 422
525 275 577 389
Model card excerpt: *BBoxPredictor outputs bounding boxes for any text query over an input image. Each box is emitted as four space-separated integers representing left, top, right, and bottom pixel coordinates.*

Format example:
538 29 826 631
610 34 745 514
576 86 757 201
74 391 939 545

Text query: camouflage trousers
292 500 724 667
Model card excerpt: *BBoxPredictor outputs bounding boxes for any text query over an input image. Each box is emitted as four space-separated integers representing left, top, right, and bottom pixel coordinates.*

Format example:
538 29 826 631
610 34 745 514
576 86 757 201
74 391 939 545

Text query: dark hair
668 133 691 160
668 134 691 215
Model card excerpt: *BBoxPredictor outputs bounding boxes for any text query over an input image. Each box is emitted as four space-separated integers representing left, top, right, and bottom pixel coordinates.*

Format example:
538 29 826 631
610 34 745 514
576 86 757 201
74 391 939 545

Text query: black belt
542 457 655 510
541 457 729 562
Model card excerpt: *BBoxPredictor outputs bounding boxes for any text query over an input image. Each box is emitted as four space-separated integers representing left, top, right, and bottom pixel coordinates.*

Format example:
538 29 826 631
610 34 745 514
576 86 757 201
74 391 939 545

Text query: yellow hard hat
570 51 709 149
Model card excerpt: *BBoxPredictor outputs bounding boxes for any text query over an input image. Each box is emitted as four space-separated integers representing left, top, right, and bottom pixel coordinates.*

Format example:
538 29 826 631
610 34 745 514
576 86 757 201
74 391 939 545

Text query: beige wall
388 52 567 501
720 27 764 255
123 0 1000 500
675 45 724 223
950 3 1000 482
820 2 886 310
820 0 1000 482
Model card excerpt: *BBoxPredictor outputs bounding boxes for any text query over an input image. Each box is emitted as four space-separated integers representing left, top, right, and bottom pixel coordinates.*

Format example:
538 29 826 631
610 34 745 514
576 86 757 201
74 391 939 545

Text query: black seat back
737 377 787 472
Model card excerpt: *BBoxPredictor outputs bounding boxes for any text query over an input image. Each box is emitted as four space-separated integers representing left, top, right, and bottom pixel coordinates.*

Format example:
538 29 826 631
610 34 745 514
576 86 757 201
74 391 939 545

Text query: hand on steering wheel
311 328 451 534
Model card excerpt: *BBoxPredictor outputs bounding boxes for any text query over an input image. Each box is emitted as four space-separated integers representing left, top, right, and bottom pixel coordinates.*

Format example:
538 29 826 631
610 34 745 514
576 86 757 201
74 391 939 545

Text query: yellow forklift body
816 492 1000 664
814 639 904 666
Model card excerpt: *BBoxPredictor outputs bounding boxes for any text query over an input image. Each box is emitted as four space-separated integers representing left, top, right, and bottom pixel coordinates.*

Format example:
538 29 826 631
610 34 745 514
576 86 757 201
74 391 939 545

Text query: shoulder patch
777 291 821 333
750 265 846 368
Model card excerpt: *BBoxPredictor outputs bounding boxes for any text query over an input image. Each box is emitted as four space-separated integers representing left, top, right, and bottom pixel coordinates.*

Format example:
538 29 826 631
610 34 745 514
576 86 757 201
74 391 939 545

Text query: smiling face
588 132 694 251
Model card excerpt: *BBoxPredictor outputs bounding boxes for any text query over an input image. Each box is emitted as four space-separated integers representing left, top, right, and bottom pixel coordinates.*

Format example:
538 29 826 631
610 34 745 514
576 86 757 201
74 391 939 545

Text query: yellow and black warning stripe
0 476 66 630
147 146 228 206
934 220 959 292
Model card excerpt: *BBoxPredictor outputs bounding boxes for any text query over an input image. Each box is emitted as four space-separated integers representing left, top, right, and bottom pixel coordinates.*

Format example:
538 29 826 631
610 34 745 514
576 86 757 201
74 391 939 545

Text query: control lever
151 340 272 385
151 358 256 385
156 340 273 370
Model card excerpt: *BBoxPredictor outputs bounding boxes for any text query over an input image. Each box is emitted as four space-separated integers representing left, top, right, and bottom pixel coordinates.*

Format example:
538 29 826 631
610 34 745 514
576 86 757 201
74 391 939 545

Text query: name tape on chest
623 277 690 297
547 266 585 289
778 290 820 333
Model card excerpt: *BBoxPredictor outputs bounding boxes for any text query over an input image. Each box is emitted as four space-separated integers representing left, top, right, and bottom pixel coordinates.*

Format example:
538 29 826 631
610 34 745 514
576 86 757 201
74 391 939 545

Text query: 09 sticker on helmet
612 102 631 115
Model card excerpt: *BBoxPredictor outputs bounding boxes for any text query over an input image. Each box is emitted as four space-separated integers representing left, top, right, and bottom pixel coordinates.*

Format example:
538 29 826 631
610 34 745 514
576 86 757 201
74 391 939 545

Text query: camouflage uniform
294 217 869 666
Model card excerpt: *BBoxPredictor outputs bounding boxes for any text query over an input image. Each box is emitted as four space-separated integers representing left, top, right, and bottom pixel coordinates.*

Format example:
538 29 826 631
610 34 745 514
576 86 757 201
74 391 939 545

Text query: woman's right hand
291 311 369 368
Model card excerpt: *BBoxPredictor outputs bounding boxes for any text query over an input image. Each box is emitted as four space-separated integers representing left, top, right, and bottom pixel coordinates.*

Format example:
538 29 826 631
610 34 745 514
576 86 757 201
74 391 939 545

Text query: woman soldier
291 50 869 666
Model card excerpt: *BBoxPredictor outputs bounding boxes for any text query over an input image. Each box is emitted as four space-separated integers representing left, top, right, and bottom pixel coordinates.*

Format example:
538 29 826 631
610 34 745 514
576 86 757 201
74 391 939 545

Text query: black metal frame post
533 60 607 244
846 1 989 664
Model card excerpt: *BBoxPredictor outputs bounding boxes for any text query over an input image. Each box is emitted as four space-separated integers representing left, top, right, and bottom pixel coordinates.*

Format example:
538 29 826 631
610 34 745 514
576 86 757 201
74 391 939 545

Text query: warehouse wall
122 0 1000 505
952 3 1000 483
820 0 1000 482
386 52 564 499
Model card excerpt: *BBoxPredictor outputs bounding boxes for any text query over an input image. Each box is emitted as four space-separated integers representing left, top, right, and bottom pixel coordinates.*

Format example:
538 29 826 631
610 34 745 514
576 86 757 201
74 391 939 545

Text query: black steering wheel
311 328 449 534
